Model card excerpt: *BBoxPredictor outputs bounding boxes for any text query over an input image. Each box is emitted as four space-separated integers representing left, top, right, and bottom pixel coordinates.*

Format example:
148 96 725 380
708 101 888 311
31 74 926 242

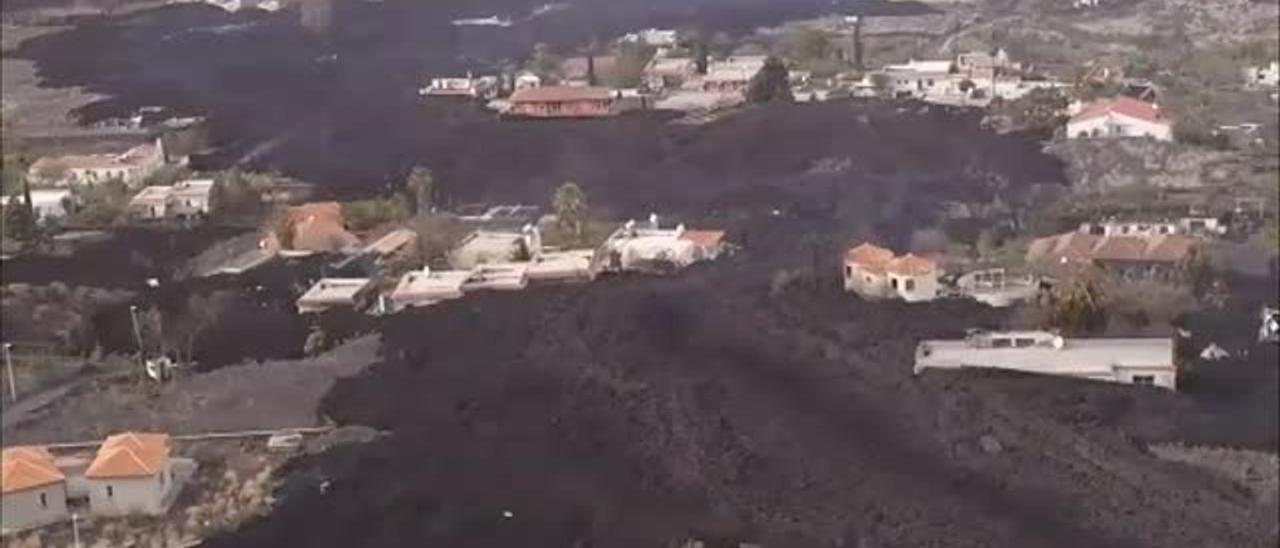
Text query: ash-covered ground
5 2 1277 546
13 0 933 199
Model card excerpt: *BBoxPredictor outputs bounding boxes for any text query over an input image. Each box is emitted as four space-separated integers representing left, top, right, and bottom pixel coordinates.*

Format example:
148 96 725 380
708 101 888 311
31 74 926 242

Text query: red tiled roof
510 86 612 103
679 229 725 248
285 202 360 253
1069 96 1168 125
886 253 937 276
1092 235 1150 261
845 242 895 268
1029 231 1195 266
2 446 65 493
1144 234 1196 262
85 432 170 479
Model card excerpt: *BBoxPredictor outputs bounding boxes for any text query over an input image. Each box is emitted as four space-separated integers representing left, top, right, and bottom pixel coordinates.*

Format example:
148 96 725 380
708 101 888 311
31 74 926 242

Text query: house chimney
648 212 659 229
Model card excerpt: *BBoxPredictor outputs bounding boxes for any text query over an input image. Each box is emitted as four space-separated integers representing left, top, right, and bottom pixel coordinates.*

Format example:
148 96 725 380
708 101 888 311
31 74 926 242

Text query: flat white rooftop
297 278 371 312
915 331 1176 389
390 269 469 307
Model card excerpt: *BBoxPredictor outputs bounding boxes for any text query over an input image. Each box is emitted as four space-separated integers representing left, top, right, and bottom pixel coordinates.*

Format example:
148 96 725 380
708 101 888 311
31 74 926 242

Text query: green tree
553 181 587 242
269 206 296 250
404 165 435 215
1006 87 1069 138
787 28 832 63
869 72 893 98
72 179 130 227
746 56 794 103
1044 274 1107 336
528 43 562 78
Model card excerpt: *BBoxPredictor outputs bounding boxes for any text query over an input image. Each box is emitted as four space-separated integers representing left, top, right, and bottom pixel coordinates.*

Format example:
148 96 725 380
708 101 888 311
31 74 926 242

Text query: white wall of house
843 264 891 298
87 467 174 516
1115 366 1177 389
1067 113 1172 141
888 271 940 302
1 483 69 533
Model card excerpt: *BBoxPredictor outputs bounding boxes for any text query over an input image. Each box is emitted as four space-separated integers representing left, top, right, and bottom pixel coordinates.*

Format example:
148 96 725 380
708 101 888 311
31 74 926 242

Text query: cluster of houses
4 138 218 226
839 213 1237 390
295 215 728 314
2 432 193 535
871 49 1070 106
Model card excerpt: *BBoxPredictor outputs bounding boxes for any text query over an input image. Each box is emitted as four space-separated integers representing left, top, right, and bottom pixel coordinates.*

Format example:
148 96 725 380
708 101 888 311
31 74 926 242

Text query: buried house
915 330 1177 389
596 217 726 273
1 446 69 534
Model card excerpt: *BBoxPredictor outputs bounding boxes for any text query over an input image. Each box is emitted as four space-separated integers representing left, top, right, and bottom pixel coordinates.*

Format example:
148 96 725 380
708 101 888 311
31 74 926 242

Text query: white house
1244 61 1279 88
514 71 542 90
388 268 470 311
128 179 215 220
420 75 499 99
1 446 69 534
128 185 173 219
597 216 725 273
915 330 1177 389
28 139 170 187
878 59 954 98
620 28 678 47
296 278 374 313
843 242 895 298
85 433 182 516
0 189 74 221
701 56 769 94
1066 96 1172 141
843 243 940 302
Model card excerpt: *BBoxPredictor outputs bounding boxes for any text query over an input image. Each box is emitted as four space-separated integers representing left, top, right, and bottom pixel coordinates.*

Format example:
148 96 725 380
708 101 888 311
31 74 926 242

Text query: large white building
0 189 75 221
28 139 171 187
1066 96 1172 141
915 330 1177 389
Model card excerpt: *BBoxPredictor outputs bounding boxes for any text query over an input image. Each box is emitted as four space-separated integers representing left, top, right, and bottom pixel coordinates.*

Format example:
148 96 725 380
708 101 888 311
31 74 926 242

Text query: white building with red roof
843 243 940 302
1066 96 1172 141
85 432 184 516
2 446 68 533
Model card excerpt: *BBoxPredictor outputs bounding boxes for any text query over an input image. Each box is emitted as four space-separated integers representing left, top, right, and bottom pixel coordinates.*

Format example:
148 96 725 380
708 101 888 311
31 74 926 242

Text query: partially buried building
914 330 1176 389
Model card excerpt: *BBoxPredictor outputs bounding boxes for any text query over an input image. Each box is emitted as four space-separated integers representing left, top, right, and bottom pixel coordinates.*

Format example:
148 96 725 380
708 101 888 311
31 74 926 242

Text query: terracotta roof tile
679 229 726 248
845 242 895 267
886 253 937 276
85 432 170 479
1070 96 1169 125
510 86 612 103
1092 235 1150 261
2 446 65 493
1144 234 1196 262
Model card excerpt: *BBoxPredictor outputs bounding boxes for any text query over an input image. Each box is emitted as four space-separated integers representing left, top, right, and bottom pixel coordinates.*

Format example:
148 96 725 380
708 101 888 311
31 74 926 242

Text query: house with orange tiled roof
1027 229 1198 280
1066 96 1172 141
85 432 184 516
885 253 941 302
2 446 69 533
843 243 940 302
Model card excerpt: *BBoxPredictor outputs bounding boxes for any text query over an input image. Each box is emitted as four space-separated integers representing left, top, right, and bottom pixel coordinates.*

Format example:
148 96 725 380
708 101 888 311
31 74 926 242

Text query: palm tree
553 182 587 242
405 166 435 215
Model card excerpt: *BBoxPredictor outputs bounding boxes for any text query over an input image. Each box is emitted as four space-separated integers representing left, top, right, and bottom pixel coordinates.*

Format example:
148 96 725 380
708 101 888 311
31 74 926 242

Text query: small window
1013 338 1036 348
107 485 114 498
1132 375 1156 386
991 338 1013 348
891 278 899 290
904 278 916 291
40 492 48 508
845 265 852 277
865 276 872 283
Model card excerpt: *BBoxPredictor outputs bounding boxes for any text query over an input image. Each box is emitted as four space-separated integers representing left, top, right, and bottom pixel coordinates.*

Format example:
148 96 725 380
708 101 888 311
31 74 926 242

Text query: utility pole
3 343 15 402
128 305 146 374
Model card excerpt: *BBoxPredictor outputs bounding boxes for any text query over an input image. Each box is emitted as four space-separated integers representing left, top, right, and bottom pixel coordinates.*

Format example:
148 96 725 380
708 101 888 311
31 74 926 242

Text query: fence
1 341 89 401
